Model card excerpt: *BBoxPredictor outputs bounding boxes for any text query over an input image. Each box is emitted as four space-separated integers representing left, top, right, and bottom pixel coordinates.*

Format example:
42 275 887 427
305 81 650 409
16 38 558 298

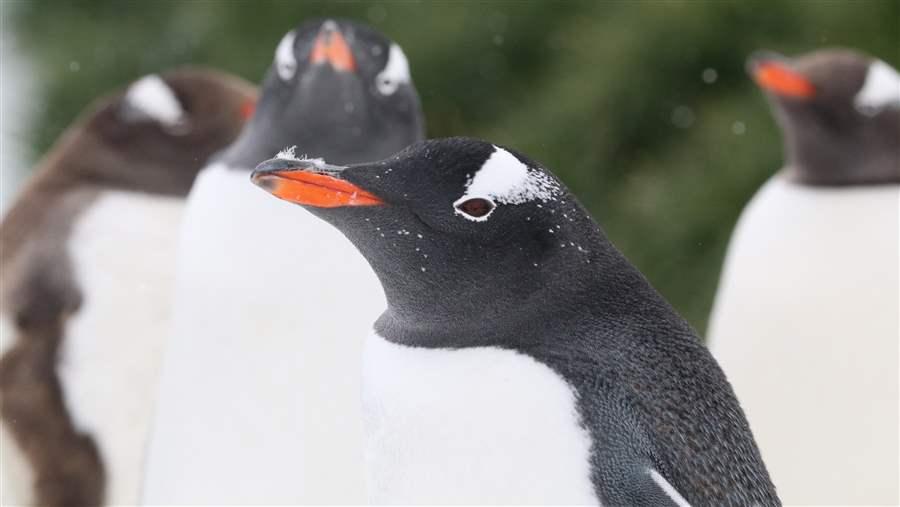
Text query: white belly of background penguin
60 191 184 505
708 177 900 504
144 18 424 503
143 164 384 504
362 331 597 505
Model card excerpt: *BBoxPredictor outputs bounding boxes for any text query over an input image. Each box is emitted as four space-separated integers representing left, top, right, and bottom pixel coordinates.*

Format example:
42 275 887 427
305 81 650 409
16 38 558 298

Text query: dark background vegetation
6 0 899 331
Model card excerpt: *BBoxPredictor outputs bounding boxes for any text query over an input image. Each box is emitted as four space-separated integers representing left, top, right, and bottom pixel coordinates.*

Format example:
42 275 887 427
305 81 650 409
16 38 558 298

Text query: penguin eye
376 74 399 95
454 197 496 221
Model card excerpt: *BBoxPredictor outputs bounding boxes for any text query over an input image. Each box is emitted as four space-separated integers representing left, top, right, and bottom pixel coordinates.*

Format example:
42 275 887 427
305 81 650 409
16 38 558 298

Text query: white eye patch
854 60 900 115
275 30 298 81
375 43 411 95
123 74 185 128
453 146 560 222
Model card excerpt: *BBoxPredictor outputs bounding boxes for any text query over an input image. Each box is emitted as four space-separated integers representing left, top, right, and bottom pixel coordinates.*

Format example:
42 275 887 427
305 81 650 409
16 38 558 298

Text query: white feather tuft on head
276 146 300 161
274 146 326 168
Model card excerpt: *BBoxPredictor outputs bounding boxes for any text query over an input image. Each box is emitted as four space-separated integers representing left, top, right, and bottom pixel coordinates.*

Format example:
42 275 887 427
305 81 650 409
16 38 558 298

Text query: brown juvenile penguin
0 68 256 506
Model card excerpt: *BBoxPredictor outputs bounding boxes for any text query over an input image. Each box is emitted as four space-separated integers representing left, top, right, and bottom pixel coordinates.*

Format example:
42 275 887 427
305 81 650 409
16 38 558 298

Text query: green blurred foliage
7 0 899 332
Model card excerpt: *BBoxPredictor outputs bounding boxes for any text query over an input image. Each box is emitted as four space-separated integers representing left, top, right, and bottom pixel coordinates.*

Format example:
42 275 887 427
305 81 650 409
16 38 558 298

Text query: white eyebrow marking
461 146 559 202
648 468 692 507
275 30 298 80
452 146 560 222
375 44 411 95
381 44 411 84
123 74 184 127
854 60 900 115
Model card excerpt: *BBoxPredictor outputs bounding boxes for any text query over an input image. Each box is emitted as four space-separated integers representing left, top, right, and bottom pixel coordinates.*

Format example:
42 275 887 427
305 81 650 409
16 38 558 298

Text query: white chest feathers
362 331 598 505
59 190 185 506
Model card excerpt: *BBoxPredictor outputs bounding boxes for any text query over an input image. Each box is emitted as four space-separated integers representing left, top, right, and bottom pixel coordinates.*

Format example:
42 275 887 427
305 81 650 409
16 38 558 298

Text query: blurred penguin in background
0 68 255 506
707 48 899 505
142 19 424 504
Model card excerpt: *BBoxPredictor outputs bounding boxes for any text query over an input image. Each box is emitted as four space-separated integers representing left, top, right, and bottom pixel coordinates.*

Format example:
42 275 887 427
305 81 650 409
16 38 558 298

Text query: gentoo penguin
250 137 780 505
707 49 900 505
142 19 423 504
0 68 255 506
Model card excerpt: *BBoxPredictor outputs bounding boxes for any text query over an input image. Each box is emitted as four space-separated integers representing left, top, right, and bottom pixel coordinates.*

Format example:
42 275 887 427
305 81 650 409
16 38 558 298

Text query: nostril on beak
320 20 339 36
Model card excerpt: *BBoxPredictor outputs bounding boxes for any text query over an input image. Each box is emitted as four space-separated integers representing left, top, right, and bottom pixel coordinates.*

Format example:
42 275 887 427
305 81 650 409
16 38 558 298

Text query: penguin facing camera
142 18 424 504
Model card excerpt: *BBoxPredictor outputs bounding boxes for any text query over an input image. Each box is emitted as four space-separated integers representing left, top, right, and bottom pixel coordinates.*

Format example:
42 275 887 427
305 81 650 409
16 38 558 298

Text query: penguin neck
782 137 854 186
370 226 681 350
779 114 900 186
783 144 896 187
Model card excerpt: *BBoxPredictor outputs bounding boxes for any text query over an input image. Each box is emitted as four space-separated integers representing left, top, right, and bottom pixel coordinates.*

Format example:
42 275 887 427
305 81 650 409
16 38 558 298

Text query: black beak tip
254 157 304 175
250 172 276 192
746 49 784 75
251 157 307 190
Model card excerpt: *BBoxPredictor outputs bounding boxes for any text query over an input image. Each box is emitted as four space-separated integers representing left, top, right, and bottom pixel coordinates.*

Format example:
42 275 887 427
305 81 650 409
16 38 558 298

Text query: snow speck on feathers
124 75 184 127
275 146 325 168
276 146 301 161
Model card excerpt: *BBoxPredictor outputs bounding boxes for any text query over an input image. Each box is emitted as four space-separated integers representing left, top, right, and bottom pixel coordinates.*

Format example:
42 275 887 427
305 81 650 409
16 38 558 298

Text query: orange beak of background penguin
239 99 256 121
251 160 383 208
310 24 357 73
751 60 816 99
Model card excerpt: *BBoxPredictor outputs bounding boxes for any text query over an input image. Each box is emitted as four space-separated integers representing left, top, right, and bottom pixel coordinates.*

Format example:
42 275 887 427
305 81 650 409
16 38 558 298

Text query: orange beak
309 24 357 73
752 61 816 99
239 99 256 121
252 162 382 208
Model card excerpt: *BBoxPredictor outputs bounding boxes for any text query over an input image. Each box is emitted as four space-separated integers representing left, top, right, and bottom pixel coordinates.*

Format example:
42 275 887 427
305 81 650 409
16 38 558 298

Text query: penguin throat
779 111 900 186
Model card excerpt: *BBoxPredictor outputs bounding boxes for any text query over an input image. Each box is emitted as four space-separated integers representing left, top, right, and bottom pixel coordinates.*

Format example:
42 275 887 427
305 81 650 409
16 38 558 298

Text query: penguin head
221 18 425 168
85 67 255 195
748 48 900 185
252 137 605 334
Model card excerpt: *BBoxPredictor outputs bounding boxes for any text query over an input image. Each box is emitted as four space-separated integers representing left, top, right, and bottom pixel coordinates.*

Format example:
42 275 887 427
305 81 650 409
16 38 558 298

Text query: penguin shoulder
547 318 773 505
